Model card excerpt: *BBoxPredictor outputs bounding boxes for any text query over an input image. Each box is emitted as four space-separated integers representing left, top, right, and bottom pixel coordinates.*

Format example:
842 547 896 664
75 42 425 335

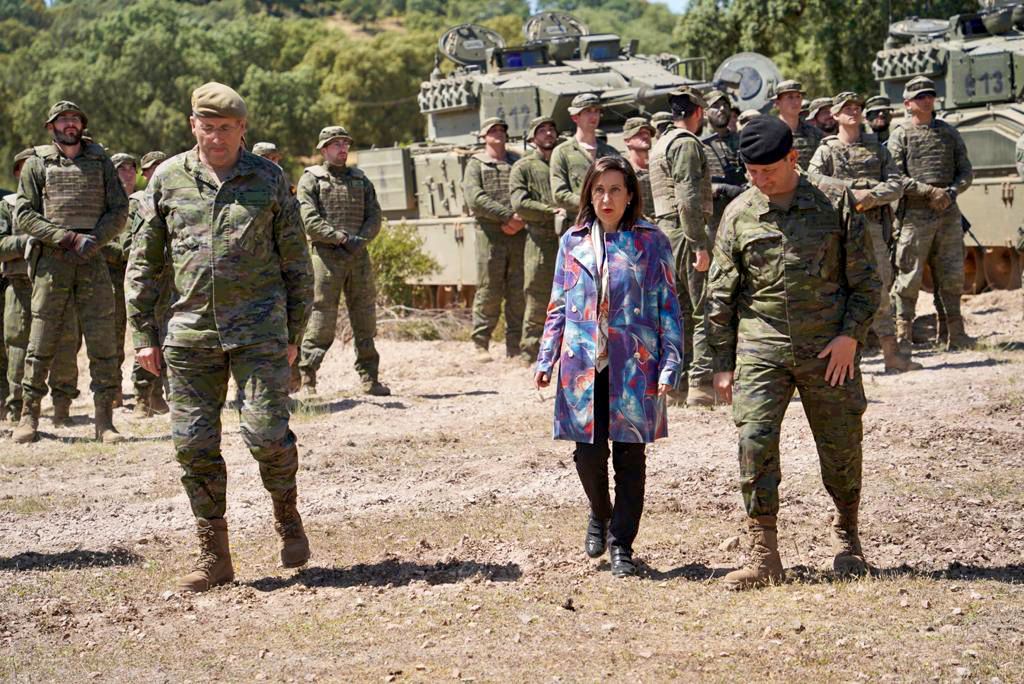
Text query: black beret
739 116 794 165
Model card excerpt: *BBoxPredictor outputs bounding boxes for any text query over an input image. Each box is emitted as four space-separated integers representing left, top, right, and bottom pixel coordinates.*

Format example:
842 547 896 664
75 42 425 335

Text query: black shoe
585 515 608 559
609 545 637 577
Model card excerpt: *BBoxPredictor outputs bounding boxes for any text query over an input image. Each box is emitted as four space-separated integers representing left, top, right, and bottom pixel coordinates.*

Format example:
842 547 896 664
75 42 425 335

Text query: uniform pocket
739 231 784 288
229 201 272 257
806 230 842 281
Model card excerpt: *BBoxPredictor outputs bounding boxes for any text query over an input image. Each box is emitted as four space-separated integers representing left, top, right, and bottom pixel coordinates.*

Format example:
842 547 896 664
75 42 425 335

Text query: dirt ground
2 290 1023 682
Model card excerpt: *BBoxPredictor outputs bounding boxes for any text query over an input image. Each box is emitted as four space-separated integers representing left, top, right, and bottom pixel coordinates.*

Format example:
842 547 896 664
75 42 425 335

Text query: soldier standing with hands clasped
126 83 313 592
708 116 880 589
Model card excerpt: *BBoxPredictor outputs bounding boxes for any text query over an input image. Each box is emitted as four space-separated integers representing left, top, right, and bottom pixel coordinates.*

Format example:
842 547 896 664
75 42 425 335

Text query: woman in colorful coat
534 155 684 577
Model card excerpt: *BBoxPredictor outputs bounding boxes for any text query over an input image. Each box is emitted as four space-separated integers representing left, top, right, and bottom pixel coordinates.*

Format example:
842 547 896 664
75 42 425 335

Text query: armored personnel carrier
357 12 776 307
873 1 1024 292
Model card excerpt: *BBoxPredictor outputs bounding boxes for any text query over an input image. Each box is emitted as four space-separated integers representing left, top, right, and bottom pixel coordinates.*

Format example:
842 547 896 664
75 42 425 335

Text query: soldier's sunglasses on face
912 93 935 101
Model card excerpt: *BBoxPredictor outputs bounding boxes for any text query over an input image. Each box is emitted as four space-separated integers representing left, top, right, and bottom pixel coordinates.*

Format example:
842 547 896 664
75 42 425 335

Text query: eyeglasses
195 121 242 135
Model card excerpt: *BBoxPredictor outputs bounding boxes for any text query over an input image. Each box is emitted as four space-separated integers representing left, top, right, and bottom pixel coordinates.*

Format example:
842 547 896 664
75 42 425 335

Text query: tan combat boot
177 517 234 592
686 383 716 407
112 391 123 409
134 385 153 418
51 396 73 428
831 501 868 577
723 515 786 590
895 319 915 357
880 335 922 373
150 383 170 415
300 368 317 396
94 397 125 444
12 399 41 444
273 488 310 568
363 379 391 397
945 316 976 351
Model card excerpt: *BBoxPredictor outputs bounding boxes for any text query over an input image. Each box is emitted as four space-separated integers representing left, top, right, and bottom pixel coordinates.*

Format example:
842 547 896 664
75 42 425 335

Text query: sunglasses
911 92 935 101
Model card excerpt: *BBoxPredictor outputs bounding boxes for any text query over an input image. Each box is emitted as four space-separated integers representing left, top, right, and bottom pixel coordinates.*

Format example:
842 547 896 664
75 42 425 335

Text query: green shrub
367 220 439 306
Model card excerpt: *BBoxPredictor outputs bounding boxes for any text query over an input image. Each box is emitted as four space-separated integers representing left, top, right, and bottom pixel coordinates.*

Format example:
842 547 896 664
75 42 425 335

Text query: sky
651 0 688 13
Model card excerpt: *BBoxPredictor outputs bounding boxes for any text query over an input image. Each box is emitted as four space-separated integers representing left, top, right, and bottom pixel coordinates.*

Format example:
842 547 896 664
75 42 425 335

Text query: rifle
960 212 983 248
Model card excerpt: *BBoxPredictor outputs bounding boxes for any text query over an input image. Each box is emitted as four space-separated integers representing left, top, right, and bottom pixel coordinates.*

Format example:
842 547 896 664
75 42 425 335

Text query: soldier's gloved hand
342 234 368 253
59 231 100 259
927 186 952 212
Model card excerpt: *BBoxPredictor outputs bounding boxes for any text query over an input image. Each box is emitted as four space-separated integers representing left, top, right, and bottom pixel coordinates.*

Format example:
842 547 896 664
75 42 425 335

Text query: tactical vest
635 169 655 218
1 194 27 278
820 135 886 184
37 144 106 232
703 131 744 186
902 121 958 186
473 152 516 208
308 165 366 231
793 122 823 171
650 128 701 219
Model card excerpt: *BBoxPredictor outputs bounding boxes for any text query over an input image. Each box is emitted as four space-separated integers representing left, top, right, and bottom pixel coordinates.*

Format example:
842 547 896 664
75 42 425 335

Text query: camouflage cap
252 142 279 157
526 116 557 141
12 148 34 175
45 100 87 127
830 91 865 115
568 93 602 115
317 125 353 149
622 116 655 140
807 97 834 119
800 98 810 115
705 89 731 108
140 151 167 170
737 109 762 127
191 82 247 119
668 86 708 110
110 153 137 169
651 111 673 126
478 117 509 137
773 79 803 97
864 95 893 115
903 76 937 100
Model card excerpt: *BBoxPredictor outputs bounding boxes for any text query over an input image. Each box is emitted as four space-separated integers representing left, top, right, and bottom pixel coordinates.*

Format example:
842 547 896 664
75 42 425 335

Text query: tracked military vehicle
873 1 1024 292
357 12 776 307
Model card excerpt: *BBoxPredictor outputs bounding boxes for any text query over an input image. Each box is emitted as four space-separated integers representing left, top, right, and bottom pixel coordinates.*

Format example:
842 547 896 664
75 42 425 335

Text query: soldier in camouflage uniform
296 126 389 396
774 80 823 170
809 92 917 373
128 151 172 417
102 152 139 407
550 93 621 226
622 117 656 216
649 86 715 406
1 149 80 425
13 101 128 444
510 116 565 363
252 142 282 166
889 76 974 355
702 90 746 240
708 116 880 589
651 111 673 139
865 96 893 146
463 117 524 361
806 97 838 135
126 83 313 592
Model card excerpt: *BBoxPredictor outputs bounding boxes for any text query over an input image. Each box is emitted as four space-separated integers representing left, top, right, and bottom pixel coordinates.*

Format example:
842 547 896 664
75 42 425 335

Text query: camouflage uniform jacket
510 153 558 235
126 147 312 350
549 137 620 219
102 191 136 267
15 142 128 249
296 163 381 247
790 119 825 170
463 151 521 235
887 117 972 205
634 166 656 221
707 176 880 373
649 128 713 251
808 133 904 223
0 193 29 264
702 128 745 231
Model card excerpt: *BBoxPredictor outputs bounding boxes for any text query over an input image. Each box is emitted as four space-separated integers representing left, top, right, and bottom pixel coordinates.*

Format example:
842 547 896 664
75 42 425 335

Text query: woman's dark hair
576 155 643 230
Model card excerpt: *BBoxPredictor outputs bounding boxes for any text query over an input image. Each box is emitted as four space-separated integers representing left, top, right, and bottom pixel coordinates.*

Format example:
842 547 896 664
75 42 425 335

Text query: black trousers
573 369 647 553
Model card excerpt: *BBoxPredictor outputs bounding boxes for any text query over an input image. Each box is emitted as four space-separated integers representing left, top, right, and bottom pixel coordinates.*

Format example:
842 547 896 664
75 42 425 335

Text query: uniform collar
184 146 261 184
752 176 818 217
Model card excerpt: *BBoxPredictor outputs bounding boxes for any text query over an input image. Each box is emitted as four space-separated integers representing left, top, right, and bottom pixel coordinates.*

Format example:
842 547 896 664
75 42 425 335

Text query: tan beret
191 82 247 119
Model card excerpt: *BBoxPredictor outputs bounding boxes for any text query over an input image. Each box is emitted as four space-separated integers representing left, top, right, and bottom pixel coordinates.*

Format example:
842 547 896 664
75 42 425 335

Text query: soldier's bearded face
322 138 351 167
868 112 890 132
190 116 246 169
49 114 83 145
707 101 730 129
532 123 558 150
814 110 838 134
745 149 799 197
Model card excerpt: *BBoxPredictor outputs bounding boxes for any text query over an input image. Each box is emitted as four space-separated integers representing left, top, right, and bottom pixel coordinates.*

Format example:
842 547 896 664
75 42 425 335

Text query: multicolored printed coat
536 219 683 444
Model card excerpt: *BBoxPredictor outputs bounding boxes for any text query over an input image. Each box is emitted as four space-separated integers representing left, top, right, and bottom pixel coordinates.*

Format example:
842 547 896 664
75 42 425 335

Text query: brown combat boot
12 399 41 444
723 515 786 590
134 384 153 418
686 383 716 407
934 313 949 347
363 379 391 397
945 316 976 351
177 517 234 593
831 500 868 577
300 367 317 396
112 391 123 409
895 319 915 357
880 335 922 373
150 383 170 415
51 396 73 428
94 397 125 444
273 488 310 568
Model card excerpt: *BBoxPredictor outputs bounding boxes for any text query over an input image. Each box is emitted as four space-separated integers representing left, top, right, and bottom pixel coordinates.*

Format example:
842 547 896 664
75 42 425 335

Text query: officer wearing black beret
705 114 881 589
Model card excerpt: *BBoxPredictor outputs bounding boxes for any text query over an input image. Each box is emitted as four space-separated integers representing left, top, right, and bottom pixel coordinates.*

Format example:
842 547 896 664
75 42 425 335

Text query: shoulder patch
305 165 328 179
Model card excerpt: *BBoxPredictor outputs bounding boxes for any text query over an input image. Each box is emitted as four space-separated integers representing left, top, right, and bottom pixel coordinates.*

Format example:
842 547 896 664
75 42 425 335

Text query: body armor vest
703 131 744 185
902 122 958 186
312 166 366 232
636 168 655 218
793 122 823 171
475 153 515 209
650 128 700 219
821 136 885 184
39 146 106 232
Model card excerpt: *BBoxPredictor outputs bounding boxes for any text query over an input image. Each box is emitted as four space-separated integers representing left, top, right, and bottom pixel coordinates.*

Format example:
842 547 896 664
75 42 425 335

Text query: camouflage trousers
165 341 299 519
471 227 526 352
659 217 712 386
131 275 172 397
4 276 79 414
732 354 866 517
300 246 379 382
108 262 127 391
892 206 964 323
0 280 6 406
864 219 896 338
521 228 558 359
23 252 116 404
